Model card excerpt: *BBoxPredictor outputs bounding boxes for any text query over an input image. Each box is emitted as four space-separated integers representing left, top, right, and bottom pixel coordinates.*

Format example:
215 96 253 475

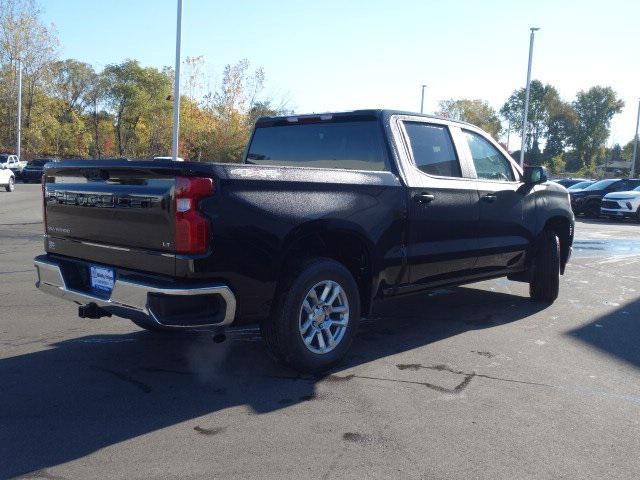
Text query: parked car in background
21 158 58 183
0 162 15 192
34 110 574 373
570 178 640 217
567 180 595 191
600 185 640 221
0 154 26 175
554 178 588 188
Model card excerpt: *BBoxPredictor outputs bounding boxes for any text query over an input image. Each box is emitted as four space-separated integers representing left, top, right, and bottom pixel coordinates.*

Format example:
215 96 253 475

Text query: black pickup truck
34 110 574 372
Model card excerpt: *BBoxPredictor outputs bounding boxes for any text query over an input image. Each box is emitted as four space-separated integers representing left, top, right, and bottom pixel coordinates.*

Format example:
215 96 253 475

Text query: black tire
5 177 14 192
261 257 361 373
529 230 560 303
636 207 640 224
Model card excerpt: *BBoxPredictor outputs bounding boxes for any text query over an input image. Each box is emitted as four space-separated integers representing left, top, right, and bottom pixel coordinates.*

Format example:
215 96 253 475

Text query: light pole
420 84 427 114
632 99 639 178
171 0 183 162
16 58 22 161
519 27 540 168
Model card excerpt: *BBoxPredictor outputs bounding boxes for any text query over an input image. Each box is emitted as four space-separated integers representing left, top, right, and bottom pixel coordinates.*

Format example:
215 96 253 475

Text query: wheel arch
541 215 573 274
279 220 376 316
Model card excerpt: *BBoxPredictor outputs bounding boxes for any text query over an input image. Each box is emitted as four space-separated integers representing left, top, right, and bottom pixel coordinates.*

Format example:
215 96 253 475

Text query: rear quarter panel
198 164 406 322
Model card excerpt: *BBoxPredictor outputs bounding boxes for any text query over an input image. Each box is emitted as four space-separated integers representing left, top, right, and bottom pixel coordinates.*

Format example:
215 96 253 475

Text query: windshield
584 179 617 191
568 181 594 191
0 154 8 162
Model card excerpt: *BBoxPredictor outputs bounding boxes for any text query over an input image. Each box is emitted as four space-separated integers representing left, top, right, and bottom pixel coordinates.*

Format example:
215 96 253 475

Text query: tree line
438 82 632 176
0 0 634 173
0 0 287 162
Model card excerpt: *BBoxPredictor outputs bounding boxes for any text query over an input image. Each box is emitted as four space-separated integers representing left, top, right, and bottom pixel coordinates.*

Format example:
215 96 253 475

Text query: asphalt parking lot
2 184 640 480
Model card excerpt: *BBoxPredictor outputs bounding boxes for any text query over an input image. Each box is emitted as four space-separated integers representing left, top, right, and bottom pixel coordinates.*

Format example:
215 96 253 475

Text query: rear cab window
402 122 461 178
246 118 388 171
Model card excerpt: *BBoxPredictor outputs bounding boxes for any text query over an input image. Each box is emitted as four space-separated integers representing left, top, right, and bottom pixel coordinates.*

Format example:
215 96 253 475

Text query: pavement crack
352 372 475 394
397 363 554 389
91 366 152 393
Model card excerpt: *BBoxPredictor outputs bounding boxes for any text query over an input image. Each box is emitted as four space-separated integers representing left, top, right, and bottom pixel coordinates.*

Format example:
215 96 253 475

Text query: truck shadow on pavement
1 286 546 478
567 297 640 369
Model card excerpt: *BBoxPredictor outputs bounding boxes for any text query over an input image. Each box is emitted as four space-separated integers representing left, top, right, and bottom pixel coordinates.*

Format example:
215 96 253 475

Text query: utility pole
603 142 610 179
506 118 511 152
171 0 183 161
16 58 22 161
520 27 540 168
420 84 427 114
632 99 639 178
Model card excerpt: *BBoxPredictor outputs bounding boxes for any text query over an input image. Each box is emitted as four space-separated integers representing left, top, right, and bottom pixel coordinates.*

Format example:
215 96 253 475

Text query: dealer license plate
90 265 115 293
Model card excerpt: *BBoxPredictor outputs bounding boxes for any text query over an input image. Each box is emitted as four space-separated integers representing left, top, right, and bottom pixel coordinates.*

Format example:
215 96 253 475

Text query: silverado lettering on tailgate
46 190 162 209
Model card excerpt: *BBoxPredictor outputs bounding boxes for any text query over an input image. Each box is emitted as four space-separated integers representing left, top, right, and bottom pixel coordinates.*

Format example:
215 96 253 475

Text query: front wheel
261 257 360 373
529 230 560 303
5 177 14 192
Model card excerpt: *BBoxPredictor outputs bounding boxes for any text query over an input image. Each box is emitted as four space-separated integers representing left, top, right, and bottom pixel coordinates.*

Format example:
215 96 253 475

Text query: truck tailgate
43 160 213 277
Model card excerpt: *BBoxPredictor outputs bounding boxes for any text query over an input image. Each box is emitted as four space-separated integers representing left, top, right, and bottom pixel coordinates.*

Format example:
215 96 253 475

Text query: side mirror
523 165 547 185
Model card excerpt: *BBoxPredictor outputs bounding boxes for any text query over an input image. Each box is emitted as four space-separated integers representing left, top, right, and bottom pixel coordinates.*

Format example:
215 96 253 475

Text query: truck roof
255 109 476 129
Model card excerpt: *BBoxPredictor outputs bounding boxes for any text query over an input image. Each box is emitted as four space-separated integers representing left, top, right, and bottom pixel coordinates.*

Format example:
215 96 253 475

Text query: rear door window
246 121 388 171
464 130 515 182
402 122 461 177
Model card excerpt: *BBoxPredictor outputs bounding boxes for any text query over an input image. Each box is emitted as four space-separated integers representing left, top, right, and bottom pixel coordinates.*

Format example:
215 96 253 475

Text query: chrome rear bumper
34 257 236 328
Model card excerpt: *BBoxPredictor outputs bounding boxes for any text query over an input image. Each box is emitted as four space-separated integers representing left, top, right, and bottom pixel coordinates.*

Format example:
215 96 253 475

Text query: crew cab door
393 116 480 286
461 129 533 272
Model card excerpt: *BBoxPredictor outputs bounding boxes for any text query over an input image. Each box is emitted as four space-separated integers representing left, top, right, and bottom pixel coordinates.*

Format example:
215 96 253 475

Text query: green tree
438 98 502 138
49 59 96 114
543 99 577 160
102 60 172 157
500 81 574 159
569 86 624 168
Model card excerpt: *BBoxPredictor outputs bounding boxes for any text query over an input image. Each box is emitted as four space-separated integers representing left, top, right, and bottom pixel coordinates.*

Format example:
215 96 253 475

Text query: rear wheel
529 230 560 303
5 177 14 192
261 257 360 373
636 207 640 224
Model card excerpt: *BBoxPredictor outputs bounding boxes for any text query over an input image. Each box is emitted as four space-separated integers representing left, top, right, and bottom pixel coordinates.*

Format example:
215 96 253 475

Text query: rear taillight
174 176 214 254
41 174 47 235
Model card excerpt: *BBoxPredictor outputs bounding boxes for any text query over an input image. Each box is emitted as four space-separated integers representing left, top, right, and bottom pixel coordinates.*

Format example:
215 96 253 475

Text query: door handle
481 194 497 203
414 192 435 204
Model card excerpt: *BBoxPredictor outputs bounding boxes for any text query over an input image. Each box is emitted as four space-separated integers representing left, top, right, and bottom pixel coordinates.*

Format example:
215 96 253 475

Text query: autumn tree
438 98 502 138
0 0 57 153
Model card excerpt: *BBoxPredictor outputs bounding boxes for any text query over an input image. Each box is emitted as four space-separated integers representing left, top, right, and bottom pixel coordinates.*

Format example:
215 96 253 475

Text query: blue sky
41 0 639 148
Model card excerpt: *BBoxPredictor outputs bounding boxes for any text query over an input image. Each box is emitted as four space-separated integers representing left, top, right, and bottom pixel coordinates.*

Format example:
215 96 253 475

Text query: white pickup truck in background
0 161 15 192
0 154 27 175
